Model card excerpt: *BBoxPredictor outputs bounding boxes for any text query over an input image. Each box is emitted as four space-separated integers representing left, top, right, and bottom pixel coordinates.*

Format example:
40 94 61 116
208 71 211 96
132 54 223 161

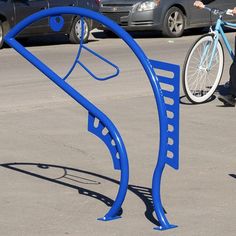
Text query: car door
214 0 235 9
48 0 77 32
13 0 49 35
187 0 213 27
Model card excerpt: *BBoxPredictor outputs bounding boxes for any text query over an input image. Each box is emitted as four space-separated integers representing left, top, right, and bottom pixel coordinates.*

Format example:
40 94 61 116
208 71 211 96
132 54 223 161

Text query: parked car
0 0 100 49
98 0 236 37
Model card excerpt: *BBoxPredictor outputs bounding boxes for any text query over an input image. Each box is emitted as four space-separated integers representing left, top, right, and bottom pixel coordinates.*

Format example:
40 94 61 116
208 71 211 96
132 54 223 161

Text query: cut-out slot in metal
168 124 174 132
88 112 121 171
168 138 174 145
167 110 174 119
155 69 174 79
164 96 174 105
167 151 174 158
160 82 174 92
102 127 109 136
94 117 100 128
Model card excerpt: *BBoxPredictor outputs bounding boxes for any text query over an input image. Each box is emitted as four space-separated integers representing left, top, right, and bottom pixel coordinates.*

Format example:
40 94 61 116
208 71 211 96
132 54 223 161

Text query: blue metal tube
5 36 129 221
76 45 120 81
4 7 175 229
219 23 234 60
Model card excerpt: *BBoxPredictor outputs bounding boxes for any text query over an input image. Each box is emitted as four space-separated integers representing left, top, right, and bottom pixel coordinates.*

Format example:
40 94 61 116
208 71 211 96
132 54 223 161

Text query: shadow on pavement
92 27 210 40
3 34 99 49
229 174 236 179
179 95 216 105
0 162 160 226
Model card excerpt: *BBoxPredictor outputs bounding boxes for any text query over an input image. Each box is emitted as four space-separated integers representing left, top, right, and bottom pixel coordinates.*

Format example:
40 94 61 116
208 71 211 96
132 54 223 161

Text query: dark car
98 0 236 37
0 0 100 49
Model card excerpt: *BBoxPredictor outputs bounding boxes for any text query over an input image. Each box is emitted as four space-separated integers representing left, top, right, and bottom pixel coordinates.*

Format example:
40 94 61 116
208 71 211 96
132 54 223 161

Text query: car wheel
162 7 185 37
0 21 4 49
69 17 90 44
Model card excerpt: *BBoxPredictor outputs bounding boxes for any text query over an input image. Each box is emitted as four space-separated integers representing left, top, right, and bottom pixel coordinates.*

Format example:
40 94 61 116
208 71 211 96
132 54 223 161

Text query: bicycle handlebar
203 6 234 17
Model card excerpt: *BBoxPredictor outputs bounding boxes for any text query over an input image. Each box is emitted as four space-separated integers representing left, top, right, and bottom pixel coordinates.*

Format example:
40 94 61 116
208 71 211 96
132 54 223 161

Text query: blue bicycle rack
4 7 180 230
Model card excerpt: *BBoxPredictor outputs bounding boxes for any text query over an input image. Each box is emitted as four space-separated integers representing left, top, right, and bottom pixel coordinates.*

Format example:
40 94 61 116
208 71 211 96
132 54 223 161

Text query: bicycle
183 6 236 104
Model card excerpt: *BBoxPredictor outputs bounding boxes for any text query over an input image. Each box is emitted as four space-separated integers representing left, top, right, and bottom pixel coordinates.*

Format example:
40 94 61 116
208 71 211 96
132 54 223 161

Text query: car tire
162 7 185 37
0 21 4 49
69 17 90 44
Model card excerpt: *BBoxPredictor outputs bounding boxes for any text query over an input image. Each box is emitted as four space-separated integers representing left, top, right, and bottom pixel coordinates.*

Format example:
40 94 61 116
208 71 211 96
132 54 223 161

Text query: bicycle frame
207 18 236 69
182 7 236 104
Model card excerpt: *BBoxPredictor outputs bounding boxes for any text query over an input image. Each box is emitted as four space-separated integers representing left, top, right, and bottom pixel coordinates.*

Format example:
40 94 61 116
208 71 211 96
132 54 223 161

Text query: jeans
229 62 236 96
229 36 236 97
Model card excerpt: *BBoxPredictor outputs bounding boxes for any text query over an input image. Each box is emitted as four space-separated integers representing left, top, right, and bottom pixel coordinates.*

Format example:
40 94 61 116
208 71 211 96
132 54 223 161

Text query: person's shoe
224 81 230 89
218 94 235 107
218 81 230 96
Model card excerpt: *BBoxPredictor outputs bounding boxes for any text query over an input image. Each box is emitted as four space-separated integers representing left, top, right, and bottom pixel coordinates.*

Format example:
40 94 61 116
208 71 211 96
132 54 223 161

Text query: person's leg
229 61 236 97
218 36 236 106
229 34 236 97
218 64 236 105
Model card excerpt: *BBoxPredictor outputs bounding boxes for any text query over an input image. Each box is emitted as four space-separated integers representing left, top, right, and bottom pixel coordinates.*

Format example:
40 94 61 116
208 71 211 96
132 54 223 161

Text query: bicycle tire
183 34 224 104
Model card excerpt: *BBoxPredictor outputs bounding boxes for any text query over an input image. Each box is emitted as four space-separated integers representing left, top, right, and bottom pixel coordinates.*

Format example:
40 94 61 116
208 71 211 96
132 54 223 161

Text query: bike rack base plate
154 224 178 231
97 216 122 221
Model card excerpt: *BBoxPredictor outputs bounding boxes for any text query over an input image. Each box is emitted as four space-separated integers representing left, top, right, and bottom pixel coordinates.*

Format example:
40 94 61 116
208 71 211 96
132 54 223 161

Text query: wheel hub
75 20 88 40
168 12 183 33
198 66 210 72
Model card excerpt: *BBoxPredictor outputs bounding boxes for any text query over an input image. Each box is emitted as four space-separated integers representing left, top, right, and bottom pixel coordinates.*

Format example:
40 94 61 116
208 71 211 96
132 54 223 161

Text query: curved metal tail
150 60 180 230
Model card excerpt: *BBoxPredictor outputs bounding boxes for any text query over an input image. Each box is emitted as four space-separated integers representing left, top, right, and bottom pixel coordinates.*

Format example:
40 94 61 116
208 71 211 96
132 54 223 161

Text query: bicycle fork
200 30 220 72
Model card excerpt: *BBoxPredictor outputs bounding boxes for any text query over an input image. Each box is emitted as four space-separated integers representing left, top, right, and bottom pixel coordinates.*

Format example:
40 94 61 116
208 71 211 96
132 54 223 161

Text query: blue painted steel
4 6 180 230
66 45 120 81
49 16 64 32
88 112 121 170
62 17 120 81
150 60 180 230
150 60 180 170
4 8 128 222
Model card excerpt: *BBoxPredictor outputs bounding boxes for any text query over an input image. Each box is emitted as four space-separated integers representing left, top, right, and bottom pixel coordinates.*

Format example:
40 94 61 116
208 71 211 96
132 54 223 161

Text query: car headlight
137 0 160 12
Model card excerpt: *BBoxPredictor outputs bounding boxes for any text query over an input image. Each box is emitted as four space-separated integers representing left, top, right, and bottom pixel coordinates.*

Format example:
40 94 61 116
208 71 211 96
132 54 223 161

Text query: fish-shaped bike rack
4 7 180 230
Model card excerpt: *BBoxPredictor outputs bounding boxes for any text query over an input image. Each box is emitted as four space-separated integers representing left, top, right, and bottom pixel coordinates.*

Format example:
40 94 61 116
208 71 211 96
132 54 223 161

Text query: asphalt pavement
0 30 236 236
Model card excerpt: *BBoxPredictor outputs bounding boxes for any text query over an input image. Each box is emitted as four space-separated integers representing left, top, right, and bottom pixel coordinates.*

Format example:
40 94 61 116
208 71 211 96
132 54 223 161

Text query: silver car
98 0 236 37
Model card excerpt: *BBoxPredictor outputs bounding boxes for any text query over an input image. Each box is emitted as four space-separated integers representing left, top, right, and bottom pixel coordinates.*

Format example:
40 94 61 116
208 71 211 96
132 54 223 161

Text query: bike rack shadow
0 162 160 226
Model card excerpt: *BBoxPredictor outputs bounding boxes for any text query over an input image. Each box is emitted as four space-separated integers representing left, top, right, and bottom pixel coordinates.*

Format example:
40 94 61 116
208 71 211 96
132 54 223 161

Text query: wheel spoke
174 12 179 21
169 22 175 31
168 11 183 33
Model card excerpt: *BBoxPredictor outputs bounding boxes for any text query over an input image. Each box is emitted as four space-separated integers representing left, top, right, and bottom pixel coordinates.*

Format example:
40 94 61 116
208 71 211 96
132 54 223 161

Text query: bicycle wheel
183 34 224 103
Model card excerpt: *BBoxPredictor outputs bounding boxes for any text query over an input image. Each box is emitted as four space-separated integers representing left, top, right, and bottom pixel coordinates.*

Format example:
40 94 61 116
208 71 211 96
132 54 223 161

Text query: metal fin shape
88 112 121 170
150 59 180 170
